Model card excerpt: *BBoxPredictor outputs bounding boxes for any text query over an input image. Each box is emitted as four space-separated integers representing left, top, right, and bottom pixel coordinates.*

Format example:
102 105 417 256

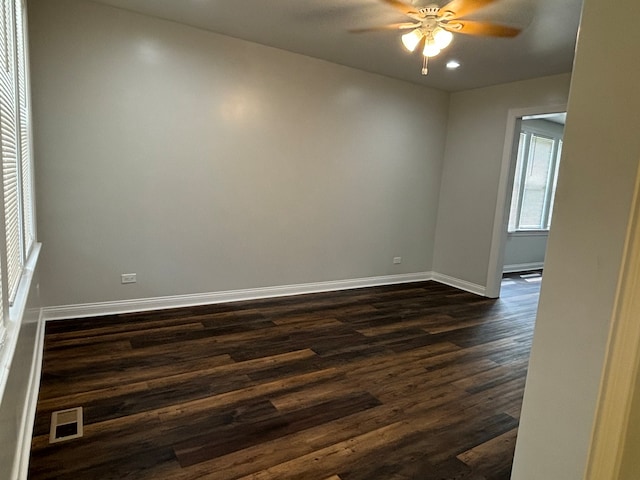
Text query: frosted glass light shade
401 29 423 52
433 28 453 49
422 40 441 58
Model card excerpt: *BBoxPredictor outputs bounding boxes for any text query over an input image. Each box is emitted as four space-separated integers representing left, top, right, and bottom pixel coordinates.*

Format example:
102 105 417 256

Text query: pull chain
422 56 429 75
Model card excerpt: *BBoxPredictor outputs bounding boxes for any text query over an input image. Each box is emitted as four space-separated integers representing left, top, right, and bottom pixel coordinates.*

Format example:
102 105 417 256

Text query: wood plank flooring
28 273 541 480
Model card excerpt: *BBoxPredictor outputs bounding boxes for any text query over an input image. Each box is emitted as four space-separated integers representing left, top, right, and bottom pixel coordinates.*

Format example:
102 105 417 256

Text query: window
508 123 563 232
0 0 35 347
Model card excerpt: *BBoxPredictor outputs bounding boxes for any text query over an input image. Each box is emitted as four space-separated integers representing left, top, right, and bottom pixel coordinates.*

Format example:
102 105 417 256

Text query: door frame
485 103 567 298
585 158 640 479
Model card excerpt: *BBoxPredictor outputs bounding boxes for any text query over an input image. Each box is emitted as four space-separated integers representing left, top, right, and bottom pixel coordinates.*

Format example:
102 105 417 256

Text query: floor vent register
49 407 84 444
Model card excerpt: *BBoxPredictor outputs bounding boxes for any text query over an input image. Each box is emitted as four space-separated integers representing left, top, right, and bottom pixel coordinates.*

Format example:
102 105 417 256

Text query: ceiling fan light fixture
352 0 525 76
433 27 453 49
401 29 423 52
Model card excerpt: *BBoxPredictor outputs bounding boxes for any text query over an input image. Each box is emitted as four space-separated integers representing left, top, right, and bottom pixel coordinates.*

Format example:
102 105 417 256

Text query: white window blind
15 0 33 257
0 0 14 323
0 1 5 343
0 0 36 406
0 0 35 316
1 0 20 304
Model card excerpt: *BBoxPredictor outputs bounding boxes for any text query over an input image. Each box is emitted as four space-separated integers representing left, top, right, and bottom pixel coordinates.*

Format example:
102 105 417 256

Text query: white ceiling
88 0 583 92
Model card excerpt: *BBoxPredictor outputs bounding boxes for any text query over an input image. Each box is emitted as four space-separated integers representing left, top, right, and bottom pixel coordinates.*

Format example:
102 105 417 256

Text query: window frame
508 123 564 233
0 0 37 361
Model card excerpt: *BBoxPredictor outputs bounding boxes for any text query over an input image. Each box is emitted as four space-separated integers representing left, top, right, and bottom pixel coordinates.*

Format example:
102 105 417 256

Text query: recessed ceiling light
446 60 461 70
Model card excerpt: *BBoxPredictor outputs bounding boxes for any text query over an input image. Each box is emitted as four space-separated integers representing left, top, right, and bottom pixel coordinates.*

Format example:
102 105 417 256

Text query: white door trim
585 159 640 479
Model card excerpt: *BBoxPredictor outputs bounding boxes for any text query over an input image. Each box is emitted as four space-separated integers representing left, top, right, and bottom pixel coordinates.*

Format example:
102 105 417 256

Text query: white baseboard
430 272 486 296
12 310 45 480
503 262 544 274
42 272 434 321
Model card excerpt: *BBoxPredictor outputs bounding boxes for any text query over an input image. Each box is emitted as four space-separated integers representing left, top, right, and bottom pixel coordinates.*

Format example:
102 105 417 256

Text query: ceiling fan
351 0 522 75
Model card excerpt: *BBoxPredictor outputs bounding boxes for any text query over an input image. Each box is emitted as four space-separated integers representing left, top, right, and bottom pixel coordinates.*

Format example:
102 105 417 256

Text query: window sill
0 242 41 405
508 230 550 237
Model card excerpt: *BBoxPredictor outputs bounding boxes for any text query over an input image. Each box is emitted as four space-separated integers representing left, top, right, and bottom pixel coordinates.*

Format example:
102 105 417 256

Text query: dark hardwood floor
28 273 541 480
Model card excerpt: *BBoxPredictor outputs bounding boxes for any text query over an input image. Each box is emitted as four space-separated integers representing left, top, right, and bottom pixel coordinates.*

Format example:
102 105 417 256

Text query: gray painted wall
29 0 449 307
503 233 547 271
512 0 640 476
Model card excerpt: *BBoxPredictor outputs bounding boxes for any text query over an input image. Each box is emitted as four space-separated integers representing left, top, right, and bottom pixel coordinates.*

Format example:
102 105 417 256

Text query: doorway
485 104 567 298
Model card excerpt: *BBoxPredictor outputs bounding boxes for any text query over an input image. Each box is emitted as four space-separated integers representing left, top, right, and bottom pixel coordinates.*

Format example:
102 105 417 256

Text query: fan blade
444 20 521 37
350 22 421 33
378 0 419 17
438 0 498 19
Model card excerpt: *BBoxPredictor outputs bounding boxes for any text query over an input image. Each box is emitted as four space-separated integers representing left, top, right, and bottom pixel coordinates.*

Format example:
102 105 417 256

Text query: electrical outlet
121 273 137 284
393 257 402 264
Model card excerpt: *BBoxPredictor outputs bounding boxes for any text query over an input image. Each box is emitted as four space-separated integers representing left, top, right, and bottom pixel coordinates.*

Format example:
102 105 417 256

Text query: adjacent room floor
29 273 541 479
